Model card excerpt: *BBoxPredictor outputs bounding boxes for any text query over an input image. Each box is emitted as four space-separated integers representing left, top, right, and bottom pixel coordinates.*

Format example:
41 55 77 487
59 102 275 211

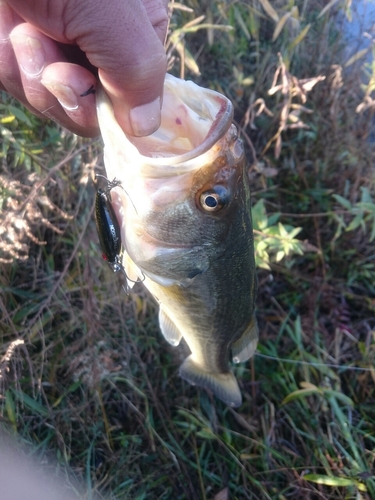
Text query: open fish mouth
96 74 235 177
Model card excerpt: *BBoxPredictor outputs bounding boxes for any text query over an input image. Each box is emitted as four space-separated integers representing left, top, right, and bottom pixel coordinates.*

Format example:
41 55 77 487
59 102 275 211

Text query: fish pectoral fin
139 260 208 288
123 251 143 289
159 308 183 346
179 356 242 408
231 316 259 364
144 270 186 287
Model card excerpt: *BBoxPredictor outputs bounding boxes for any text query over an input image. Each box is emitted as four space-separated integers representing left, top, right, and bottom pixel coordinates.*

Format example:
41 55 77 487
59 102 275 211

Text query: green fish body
96 75 258 407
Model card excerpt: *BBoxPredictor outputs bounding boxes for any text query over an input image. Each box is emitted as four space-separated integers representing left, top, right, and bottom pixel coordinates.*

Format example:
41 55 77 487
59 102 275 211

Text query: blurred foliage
252 199 304 269
333 188 375 242
1 0 375 499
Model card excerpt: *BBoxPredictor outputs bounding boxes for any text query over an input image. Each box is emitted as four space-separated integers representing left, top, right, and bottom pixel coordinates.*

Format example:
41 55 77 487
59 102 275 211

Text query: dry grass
1 1 375 499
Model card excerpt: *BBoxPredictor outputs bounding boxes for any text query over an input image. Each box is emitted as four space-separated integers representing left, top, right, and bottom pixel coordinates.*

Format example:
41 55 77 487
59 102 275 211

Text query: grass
1 0 375 498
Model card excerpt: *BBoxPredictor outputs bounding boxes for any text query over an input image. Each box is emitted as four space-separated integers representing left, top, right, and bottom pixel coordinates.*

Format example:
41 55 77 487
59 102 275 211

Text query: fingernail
129 97 161 136
41 79 78 110
10 33 45 76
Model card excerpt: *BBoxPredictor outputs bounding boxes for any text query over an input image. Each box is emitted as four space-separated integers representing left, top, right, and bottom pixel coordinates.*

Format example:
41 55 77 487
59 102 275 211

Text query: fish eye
199 185 229 212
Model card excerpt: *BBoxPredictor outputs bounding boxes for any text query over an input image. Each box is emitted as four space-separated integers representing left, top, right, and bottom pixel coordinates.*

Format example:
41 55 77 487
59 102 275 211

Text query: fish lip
96 74 234 176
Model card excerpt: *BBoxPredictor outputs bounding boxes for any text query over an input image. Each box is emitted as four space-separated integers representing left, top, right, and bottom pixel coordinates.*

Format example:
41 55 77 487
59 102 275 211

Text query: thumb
83 0 169 136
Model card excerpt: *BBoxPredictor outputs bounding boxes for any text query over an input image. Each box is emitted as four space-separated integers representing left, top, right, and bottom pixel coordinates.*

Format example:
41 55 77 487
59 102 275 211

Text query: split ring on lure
94 175 144 292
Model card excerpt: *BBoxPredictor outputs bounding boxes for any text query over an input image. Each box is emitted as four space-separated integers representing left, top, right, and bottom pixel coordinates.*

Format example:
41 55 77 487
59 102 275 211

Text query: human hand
0 0 168 137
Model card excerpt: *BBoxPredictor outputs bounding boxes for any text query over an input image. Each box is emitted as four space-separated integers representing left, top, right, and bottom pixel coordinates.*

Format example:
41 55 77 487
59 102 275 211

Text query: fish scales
96 74 258 407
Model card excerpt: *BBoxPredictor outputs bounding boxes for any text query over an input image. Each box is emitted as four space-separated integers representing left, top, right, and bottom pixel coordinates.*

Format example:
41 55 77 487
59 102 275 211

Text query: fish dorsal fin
158 308 183 346
179 355 242 407
231 317 259 364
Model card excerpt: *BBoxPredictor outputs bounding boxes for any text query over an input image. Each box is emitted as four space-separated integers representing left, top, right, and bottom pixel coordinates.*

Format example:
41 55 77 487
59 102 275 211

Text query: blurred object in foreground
0 429 102 500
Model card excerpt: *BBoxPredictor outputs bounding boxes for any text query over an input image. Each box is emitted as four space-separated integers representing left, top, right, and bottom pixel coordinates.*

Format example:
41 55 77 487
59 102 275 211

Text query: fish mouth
96 74 234 177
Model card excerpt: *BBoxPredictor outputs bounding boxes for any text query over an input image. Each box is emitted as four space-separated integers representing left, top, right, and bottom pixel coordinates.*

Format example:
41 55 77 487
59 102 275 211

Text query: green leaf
52 380 82 408
345 48 369 67
257 260 271 270
345 211 364 232
177 409 205 428
252 199 268 230
288 23 311 51
278 223 288 238
276 250 285 262
356 202 375 212
5 389 17 430
268 213 280 226
324 390 354 407
196 428 216 440
370 216 375 241
333 194 352 210
287 226 303 239
172 24 233 37
175 42 200 75
360 186 373 203
8 105 33 127
259 0 279 22
303 474 366 491
233 5 251 40
282 387 322 404
317 0 341 19
272 12 291 42
11 389 49 417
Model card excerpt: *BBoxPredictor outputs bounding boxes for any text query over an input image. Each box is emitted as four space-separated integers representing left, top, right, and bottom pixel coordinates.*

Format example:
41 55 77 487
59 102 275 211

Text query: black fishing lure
95 175 144 293
95 176 123 271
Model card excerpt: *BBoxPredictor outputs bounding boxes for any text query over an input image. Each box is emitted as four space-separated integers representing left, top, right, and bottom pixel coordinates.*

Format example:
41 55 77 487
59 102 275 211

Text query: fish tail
179 356 242 407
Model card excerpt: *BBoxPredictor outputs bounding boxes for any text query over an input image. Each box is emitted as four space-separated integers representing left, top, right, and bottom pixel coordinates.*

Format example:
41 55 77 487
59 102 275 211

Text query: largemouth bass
96 74 258 407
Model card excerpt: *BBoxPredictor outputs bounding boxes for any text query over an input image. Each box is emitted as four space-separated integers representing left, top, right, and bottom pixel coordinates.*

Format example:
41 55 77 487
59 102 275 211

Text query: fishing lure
95 175 143 291
95 176 122 270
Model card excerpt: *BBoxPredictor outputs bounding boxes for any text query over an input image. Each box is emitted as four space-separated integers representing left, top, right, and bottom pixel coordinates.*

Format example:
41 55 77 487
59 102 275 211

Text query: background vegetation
1 0 375 498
